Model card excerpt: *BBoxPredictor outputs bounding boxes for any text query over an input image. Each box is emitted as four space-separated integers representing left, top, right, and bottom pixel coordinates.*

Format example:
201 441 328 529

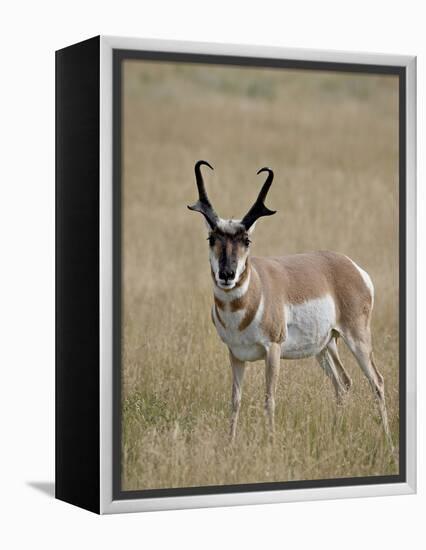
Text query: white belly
281 295 336 359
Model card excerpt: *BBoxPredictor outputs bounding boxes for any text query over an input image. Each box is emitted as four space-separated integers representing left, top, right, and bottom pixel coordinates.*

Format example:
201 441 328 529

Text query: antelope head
188 160 276 290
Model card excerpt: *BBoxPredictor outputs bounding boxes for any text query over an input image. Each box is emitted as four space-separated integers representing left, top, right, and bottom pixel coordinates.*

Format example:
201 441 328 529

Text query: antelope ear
247 221 257 235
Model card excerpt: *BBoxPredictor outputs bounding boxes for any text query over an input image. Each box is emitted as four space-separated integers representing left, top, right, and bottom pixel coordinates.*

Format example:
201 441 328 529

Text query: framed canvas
55 36 416 514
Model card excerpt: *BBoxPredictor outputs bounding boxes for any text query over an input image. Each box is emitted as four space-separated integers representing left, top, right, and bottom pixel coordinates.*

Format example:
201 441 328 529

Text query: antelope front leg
265 343 281 440
229 349 246 442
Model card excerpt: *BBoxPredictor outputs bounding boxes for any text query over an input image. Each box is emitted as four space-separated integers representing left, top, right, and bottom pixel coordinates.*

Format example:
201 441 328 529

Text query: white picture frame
56 35 416 514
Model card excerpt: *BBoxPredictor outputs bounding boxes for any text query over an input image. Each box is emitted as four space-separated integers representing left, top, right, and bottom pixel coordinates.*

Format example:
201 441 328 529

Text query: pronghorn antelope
188 160 392 445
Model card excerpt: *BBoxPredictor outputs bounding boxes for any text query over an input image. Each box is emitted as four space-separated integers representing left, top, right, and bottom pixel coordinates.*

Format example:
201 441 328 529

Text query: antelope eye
244 237 251 247
208 235 215 247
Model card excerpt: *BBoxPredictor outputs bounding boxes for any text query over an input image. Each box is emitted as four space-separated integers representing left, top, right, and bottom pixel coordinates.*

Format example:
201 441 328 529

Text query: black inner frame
112 49 406 501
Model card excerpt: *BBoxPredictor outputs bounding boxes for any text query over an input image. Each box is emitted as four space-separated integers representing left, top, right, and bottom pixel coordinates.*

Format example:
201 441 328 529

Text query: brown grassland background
121 60 399 491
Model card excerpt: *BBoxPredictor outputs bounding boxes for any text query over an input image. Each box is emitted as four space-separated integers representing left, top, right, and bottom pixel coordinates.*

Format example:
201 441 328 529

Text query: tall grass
121 61 399 490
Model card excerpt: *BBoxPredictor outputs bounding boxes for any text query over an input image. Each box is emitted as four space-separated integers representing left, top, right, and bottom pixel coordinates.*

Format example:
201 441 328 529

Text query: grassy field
121 60 399 491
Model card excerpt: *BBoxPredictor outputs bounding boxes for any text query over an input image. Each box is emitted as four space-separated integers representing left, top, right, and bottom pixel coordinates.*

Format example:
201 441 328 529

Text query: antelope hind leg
342 331 394 450
316 346 349 404
327 337 352 392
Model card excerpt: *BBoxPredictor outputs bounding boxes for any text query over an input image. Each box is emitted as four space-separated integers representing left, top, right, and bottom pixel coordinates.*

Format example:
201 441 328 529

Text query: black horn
241 167 276 230
187 160 219 229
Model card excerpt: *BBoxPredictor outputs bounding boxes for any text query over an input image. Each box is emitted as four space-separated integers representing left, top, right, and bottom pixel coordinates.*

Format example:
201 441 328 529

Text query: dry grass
121 60 400 491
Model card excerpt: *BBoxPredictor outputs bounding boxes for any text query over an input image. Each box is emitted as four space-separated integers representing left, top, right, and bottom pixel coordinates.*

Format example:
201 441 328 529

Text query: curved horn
241 167 276 230
187 160 219 229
